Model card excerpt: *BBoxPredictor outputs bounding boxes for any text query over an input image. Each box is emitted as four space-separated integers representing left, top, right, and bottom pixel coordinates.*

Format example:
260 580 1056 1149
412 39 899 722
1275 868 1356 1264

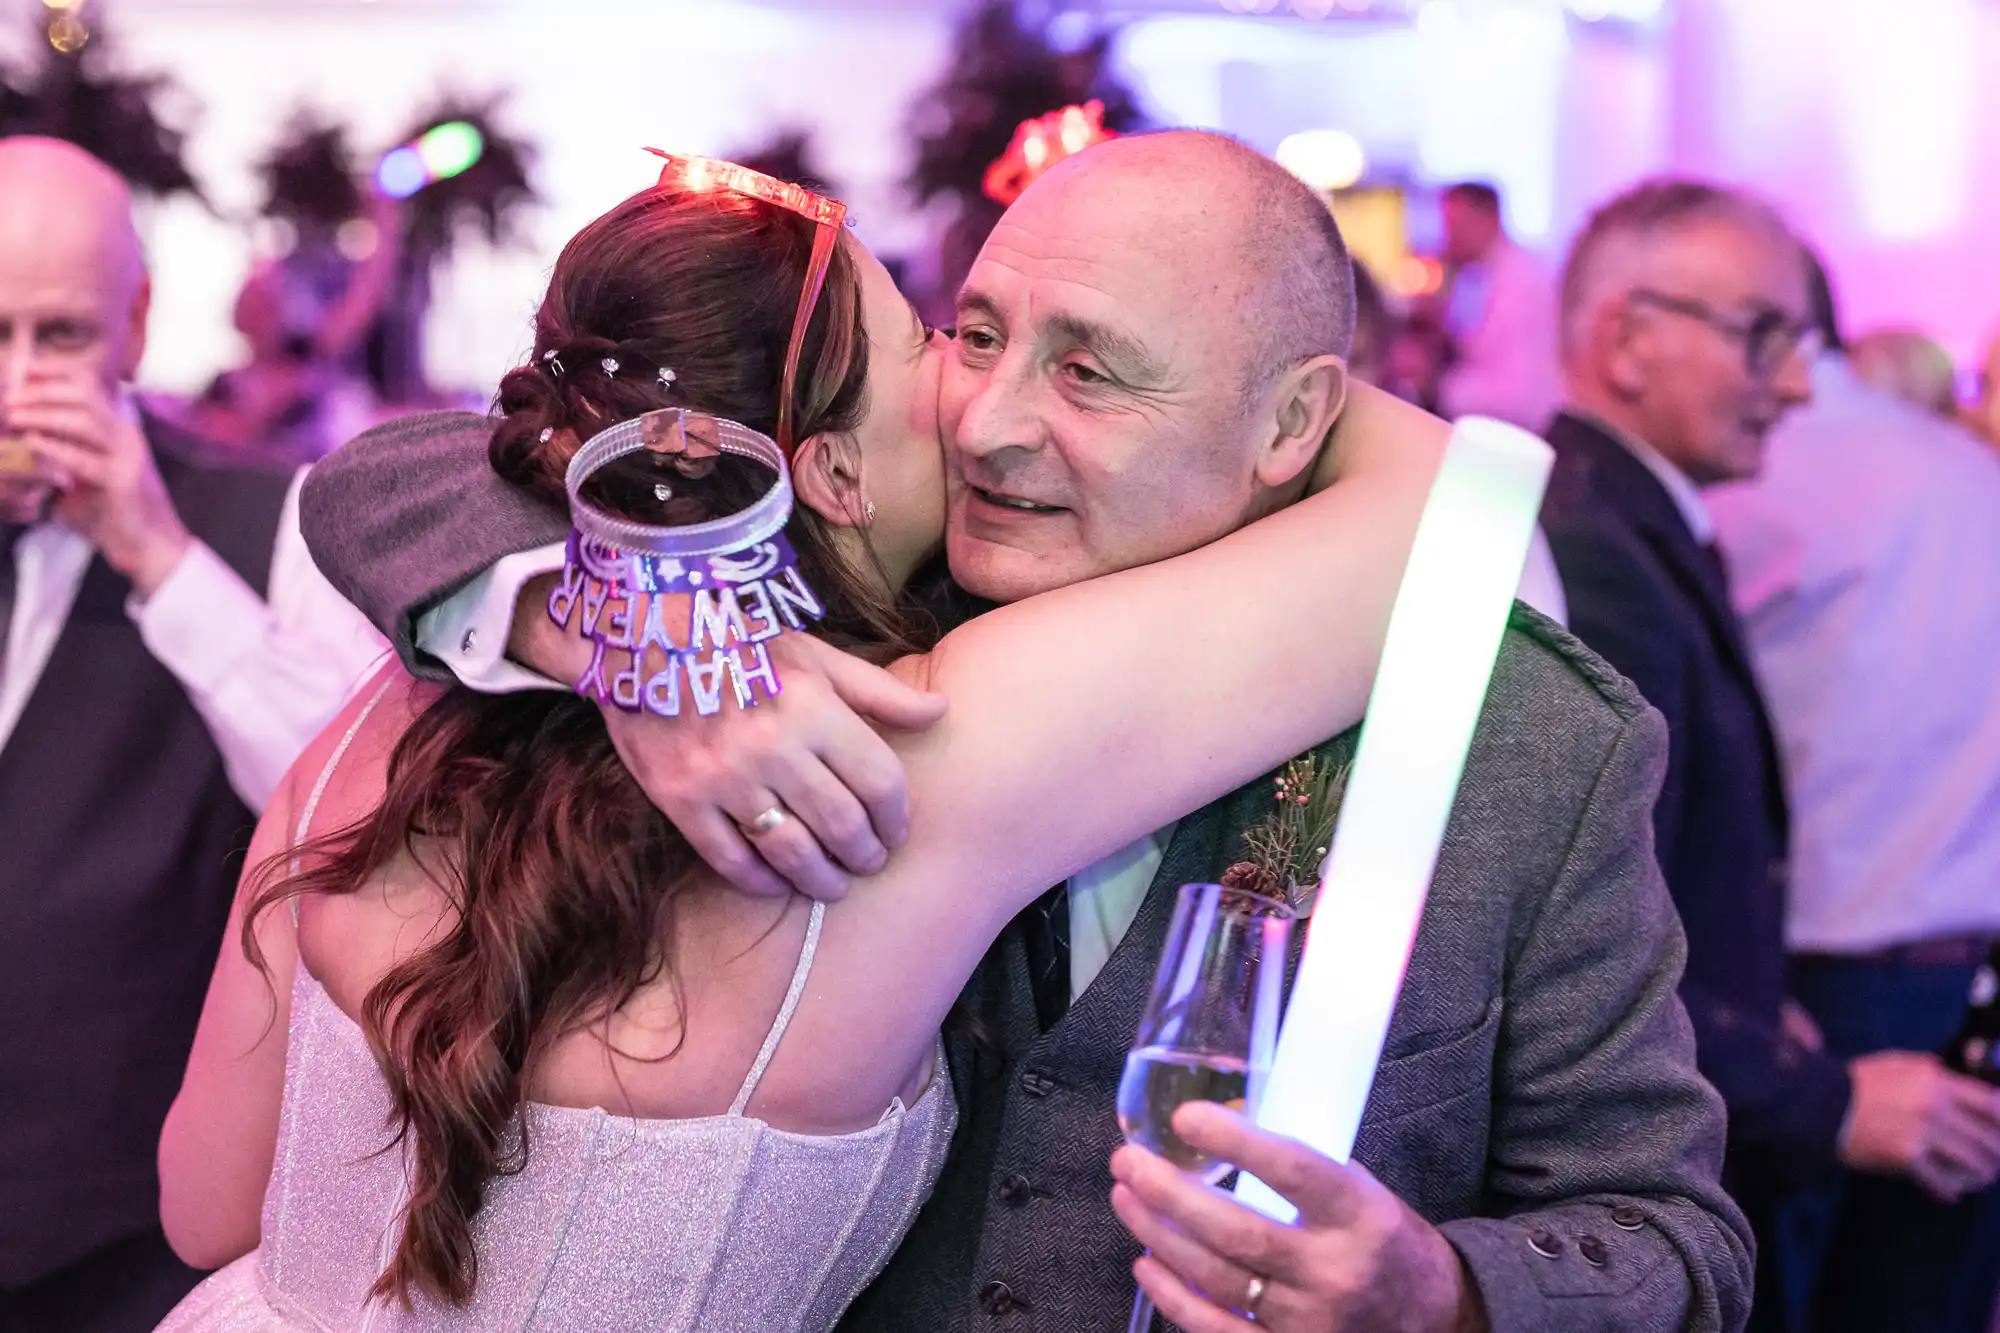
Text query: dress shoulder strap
728 899 826 1117
289 676 396 901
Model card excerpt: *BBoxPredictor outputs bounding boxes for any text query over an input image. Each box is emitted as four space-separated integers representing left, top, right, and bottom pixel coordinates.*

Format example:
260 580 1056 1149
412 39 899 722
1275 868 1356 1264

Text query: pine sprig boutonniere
1222 752 1350 916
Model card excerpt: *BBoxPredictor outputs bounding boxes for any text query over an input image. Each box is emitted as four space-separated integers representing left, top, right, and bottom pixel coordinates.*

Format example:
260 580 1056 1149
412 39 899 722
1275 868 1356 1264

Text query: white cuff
130 540 267 697
415 541 569 694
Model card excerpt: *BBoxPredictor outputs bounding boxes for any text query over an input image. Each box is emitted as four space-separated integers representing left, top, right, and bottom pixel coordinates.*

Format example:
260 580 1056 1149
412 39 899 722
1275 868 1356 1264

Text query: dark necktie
0 524 24 684
1022 881 1071 1032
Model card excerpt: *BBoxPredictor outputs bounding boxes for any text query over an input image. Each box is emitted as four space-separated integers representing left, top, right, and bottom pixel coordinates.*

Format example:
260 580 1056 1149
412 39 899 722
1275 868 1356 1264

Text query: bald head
0 136 149 390
1971 331 2000 448
1849 329 1959 420
1031 131 1355 397
0 138 144 294
940 129 1357 602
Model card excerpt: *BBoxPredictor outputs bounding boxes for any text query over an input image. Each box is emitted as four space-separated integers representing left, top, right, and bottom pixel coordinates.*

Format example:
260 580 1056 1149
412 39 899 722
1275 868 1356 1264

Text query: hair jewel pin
551 408 824 718
541 348 565 377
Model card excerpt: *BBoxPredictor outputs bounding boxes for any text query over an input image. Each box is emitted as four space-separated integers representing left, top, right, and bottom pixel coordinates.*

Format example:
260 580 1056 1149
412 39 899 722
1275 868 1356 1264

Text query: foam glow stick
1234 416 1553 1223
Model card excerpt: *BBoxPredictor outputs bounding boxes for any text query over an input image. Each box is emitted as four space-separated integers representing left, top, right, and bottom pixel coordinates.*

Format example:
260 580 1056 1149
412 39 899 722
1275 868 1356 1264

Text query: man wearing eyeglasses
1540 179 2000 1332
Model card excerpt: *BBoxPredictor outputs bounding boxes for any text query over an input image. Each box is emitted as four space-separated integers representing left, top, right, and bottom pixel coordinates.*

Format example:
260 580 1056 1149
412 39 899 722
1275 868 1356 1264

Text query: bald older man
302 132 1750 1331
0 138 380 1332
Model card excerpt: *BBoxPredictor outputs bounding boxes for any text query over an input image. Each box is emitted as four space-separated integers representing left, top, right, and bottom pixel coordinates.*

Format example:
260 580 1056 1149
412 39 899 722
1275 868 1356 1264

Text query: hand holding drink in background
0 351 191 595
0 338 57 524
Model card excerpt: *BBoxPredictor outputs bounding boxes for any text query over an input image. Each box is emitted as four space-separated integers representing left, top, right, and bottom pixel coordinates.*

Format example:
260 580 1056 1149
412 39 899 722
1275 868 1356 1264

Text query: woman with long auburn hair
153 156 1447 1330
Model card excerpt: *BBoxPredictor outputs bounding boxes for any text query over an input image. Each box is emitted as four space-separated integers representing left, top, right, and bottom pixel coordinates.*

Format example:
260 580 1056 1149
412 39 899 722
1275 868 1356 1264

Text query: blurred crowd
1363 179 2000 456
1390 175 2000 1333
3 103 2000 1333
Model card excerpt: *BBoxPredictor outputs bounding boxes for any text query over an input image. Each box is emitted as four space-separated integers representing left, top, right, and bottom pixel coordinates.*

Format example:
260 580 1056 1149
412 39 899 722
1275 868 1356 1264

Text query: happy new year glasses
645 150 849 456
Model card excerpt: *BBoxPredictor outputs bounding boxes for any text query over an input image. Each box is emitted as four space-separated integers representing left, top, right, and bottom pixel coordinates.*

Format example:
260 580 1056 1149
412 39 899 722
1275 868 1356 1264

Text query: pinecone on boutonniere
1226 752 1350 917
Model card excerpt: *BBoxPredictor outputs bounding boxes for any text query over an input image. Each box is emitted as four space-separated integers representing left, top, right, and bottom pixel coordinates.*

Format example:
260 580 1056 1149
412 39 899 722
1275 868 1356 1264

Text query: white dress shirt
0 466 388 812
1439 238 1564 433
1708 355 2000 952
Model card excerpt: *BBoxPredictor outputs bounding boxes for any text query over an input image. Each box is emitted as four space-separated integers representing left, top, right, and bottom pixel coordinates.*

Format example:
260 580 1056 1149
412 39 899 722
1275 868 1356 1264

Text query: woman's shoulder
287 666 443 827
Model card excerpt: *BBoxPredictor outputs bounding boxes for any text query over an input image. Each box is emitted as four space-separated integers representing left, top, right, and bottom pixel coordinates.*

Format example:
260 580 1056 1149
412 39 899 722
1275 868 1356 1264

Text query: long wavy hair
243 185 935 1309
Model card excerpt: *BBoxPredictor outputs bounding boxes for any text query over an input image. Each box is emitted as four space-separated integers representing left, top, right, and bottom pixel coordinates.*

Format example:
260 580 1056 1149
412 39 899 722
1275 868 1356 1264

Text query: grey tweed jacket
301 411 1755 1333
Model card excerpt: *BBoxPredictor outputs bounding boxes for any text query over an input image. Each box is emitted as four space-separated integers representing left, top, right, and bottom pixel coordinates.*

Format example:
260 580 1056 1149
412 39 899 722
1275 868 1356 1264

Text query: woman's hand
600 633 947 901
1110 1102 1488 1333
507 580 948 900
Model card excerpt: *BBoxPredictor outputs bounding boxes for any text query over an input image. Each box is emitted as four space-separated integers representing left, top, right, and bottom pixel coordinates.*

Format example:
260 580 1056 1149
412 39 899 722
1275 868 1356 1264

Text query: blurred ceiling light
1276 129 1367 191
1564 0 1666 21
1414 0 1459 37
1214 0 1392 14
376 147 426 200
46 12 88 51
40 0 83 10
1394 255 1444 297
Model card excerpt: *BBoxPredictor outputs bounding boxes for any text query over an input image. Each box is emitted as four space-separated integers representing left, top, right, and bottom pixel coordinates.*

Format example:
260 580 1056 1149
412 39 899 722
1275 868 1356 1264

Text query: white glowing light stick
1234 416 1553 1222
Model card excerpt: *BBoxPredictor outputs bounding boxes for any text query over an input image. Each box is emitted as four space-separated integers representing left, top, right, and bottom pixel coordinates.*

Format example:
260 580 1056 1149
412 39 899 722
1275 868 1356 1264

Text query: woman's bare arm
157 666 405 1266
760 383 1453 1123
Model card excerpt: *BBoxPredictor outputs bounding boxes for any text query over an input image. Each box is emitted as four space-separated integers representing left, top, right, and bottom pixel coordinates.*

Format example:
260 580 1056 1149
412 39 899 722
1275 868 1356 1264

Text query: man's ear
119 274 152 384
1599 298 1650 400
1255 354 1349 491
792 431 870 529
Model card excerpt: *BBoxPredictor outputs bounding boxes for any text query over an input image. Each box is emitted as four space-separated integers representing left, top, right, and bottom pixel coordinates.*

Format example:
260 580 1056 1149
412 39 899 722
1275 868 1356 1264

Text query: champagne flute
1118 882 1293 1333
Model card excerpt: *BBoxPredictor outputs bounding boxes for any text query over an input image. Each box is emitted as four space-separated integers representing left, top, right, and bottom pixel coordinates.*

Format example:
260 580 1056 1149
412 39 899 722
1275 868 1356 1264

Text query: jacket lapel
1548 416 1763 691
1547 413 1788 834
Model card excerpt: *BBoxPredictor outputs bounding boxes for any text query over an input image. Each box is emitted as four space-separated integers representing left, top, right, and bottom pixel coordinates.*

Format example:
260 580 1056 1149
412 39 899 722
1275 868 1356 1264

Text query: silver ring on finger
740 805 789 838
1242 1272 1267 1321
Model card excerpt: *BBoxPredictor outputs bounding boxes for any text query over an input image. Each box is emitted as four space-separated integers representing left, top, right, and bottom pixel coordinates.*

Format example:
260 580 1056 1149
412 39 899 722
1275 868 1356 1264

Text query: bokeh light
417 121 484 179
1276 129 1367 192
375 146 426 198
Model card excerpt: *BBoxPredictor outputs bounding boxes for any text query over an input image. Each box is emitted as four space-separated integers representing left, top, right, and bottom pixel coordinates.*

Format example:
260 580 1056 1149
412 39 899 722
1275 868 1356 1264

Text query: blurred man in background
1539 178 2000 1333
1435 181 1562 430
1971 330 2000 451
1847 327 1960 421
0 136 380 1333
1708 255 2000 1333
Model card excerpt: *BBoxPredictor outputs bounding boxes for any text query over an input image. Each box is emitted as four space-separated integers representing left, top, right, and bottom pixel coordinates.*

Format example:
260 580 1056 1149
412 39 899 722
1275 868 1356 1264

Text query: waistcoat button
1527 1227 1564 1259
997 1173 1033 1205
1578 1234 1610 1268
980 1280 1017 1315
1610 1205 1646 1231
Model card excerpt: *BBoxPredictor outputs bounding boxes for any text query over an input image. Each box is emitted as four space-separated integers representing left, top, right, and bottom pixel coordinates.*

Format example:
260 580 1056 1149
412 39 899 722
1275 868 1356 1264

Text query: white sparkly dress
155 690 956 1333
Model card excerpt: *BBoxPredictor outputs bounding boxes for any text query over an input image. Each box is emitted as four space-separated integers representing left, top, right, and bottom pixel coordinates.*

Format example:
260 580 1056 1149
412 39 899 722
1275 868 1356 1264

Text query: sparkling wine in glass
1118 882 1293 1331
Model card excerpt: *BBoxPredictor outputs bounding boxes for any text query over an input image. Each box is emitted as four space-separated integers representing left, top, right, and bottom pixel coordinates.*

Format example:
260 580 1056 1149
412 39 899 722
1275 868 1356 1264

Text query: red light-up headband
982 101 1119 207
645 150 849 456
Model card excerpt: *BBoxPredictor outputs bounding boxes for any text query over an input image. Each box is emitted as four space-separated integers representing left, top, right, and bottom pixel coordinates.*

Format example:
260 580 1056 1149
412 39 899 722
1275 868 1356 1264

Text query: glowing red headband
982 101 1118 206
645 149 849 455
